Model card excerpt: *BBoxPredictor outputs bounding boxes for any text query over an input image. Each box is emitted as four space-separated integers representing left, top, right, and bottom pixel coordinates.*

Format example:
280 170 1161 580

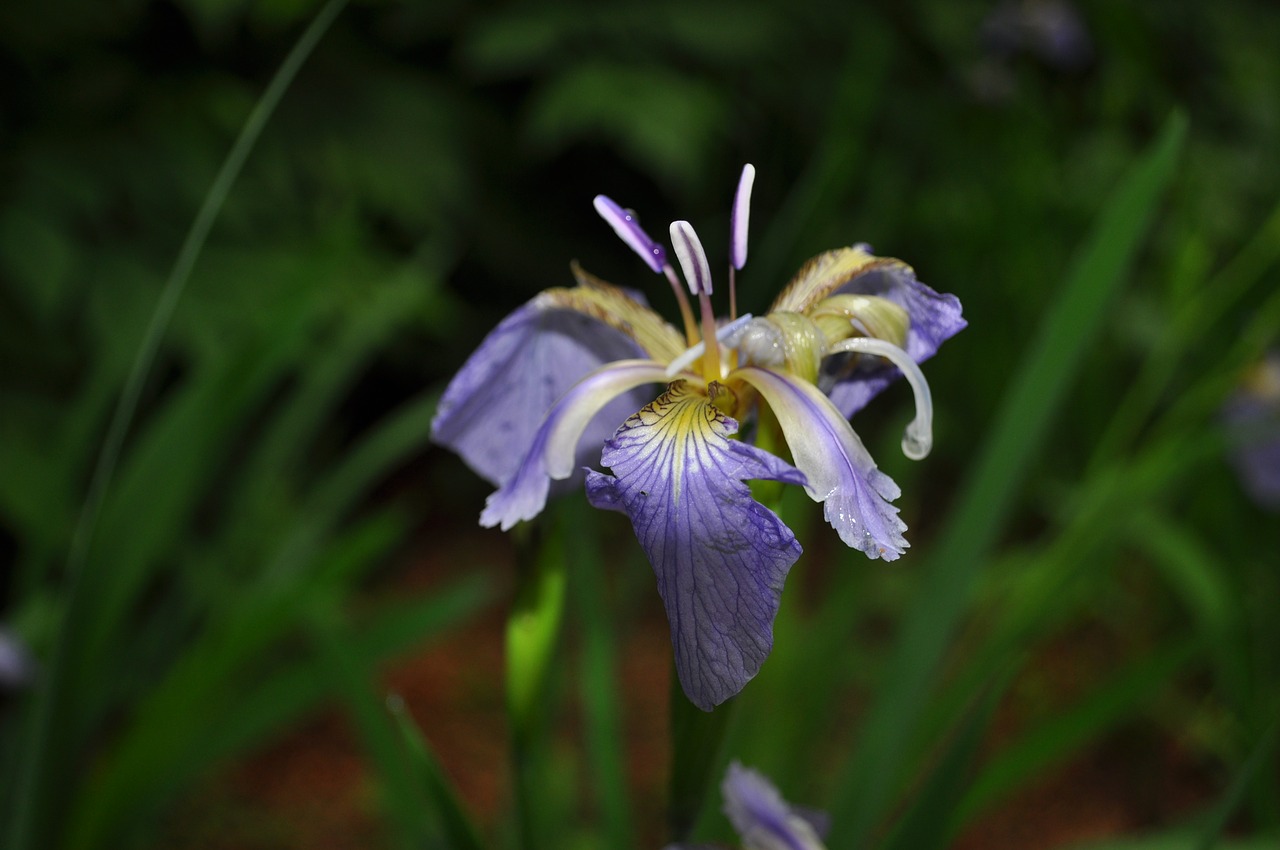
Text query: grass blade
1195 720 1279 850
566 498 635 849
387 694 487 850
826 111 1189 848
955 638 1199 826
506 511 570 850
882 675 1007 850
5 4 350 846
310 609 433 850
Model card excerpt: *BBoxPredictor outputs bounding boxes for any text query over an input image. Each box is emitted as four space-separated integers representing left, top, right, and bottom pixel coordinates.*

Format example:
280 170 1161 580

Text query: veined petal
431 277 684 486
480 361 670 530
568 263 687 362
769 245 887 313
735 366 907 561
771 246 964 418
723 762 829 850
584 382 806 711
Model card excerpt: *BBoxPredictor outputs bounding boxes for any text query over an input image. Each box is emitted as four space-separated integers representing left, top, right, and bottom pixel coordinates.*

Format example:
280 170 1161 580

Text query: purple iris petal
722 762 828 850
822 258 966 418
584 382 807 710
481 361 670 530
432 293 657 488
737 366 907 560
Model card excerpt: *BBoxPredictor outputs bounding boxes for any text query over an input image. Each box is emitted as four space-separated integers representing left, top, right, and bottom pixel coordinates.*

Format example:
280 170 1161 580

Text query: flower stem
506 517 568 850
566 498 636 849
667 676 737 843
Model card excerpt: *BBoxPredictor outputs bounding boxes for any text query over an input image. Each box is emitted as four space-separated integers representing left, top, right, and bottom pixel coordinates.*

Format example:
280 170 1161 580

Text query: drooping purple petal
584 382 806 710
722 762 828 850
431 284 682 487
480 361 670 530
736 366 907 561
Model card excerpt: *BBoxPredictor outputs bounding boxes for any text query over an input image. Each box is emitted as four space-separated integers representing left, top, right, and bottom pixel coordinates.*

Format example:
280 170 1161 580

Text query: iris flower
431 165 965 710
1223 351 1280 511
665 761 829 850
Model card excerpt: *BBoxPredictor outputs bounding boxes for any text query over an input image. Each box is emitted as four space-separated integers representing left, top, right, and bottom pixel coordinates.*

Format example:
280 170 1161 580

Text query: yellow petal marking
615 381 719 507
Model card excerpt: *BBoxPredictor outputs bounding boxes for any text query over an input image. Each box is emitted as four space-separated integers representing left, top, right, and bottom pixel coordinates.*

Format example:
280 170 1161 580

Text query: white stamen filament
827 336 933 460
665 313 755 378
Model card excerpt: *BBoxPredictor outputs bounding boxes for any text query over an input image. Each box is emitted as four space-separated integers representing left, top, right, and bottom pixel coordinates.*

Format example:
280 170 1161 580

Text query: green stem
566 498 635 849
667 679 736 843
506 515 568 850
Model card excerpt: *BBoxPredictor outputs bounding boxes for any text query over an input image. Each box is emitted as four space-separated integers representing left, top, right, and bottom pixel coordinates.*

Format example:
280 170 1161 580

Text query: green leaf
387 695 487 850
263 388 443 581
310 609 435 850
524 62 728 189
1194 720 1279 850
955 638 1199 827
825 111 1189 848
1128 511 1250 709
65 551 491 849
63 511 403 849
667 670 736 844
506 511 570 850
883 677 1007 850
1070 833 1280 850
566 498 634 849
4 3 351 846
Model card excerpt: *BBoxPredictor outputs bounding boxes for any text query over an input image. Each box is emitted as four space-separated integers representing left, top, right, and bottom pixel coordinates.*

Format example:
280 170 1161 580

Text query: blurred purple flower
1223 352 1280 511
431 166 965 710
0 627 36 692
664 761 829 850
722 761 829 850
980 0 1093 72
970 0 1093 103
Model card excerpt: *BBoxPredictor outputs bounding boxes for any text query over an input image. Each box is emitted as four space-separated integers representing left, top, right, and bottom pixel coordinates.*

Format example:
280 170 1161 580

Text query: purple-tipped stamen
730 163 755 271
669 220 713 296
593 195 667 273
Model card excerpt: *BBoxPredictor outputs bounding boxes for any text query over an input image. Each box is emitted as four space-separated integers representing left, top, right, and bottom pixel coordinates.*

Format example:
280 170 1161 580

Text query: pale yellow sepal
769 245 912 315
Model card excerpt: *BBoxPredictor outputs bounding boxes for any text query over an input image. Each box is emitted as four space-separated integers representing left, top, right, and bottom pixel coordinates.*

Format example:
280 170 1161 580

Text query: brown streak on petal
770 247 913 315
525 263 686 363
535 262 696 360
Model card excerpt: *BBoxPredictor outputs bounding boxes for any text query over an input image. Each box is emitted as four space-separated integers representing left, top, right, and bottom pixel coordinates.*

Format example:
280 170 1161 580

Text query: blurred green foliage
0 0 1277 848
